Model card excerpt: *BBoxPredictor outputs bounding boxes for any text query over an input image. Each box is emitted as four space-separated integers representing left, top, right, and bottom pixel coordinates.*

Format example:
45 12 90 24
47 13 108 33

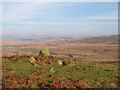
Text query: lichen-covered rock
39 47 50 57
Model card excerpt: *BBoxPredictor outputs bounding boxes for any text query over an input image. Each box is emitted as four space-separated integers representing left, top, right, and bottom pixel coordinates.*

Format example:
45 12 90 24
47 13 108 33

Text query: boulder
39 47 50 57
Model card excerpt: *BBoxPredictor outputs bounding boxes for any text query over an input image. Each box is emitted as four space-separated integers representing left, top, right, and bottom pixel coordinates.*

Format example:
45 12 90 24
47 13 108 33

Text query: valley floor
1 40 118 63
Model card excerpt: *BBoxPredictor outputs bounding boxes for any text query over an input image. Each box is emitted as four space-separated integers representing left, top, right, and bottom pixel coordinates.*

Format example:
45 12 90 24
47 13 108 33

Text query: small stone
58 60 63 65
29 57 36 63
49 67 55 73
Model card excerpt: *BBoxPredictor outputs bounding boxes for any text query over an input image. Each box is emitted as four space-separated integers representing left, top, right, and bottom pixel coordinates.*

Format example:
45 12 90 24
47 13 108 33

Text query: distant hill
18 35 118 43
69 35 118 43
20 39 35 41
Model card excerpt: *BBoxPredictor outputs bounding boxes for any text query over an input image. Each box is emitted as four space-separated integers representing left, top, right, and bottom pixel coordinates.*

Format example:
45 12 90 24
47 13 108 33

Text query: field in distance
1 35 118 63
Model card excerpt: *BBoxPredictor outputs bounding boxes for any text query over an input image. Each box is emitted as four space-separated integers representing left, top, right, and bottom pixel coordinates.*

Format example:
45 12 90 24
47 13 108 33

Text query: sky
2 2 118 40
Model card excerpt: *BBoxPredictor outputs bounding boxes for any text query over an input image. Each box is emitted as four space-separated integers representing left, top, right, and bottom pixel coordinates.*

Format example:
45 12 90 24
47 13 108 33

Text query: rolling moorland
1 35 119 88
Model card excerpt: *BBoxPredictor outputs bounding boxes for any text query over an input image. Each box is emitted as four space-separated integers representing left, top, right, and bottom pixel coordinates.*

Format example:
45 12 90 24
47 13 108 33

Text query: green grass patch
42 59 118 88
2 58 38 78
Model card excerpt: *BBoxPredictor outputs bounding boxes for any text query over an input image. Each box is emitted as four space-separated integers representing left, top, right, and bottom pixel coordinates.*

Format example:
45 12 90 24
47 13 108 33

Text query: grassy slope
2 57 118 88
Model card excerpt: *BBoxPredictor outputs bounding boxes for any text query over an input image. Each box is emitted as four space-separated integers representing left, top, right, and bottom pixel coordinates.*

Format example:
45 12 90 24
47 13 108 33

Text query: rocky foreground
2 54 118 88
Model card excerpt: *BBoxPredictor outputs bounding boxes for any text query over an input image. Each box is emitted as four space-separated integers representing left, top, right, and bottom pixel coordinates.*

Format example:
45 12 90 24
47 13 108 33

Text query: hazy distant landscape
1 35 118 63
